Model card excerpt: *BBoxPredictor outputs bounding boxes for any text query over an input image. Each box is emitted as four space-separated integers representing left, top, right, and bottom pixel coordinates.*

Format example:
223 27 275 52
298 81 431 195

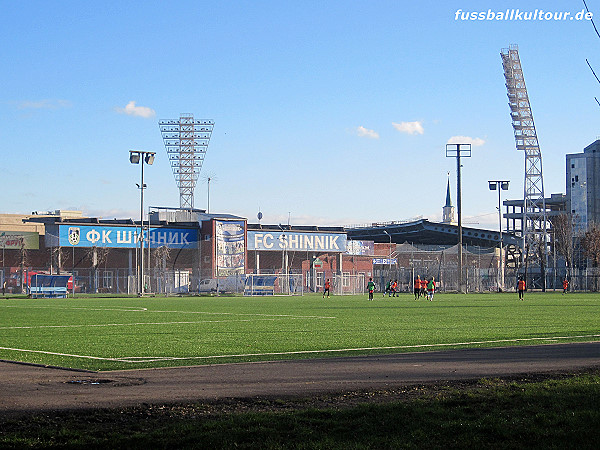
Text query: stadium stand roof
345 219 522 249
247 223 345 233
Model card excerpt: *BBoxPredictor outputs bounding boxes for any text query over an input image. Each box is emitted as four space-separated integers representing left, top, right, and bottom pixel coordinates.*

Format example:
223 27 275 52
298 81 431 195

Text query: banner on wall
372 258 397 265
248 230 347 252
54 225 197 249
215 220 246 277
345 240 374 256
0 231 39 250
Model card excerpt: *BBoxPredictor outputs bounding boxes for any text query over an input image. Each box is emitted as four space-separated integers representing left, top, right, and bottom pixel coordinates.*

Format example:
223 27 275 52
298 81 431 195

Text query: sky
1 0 599 230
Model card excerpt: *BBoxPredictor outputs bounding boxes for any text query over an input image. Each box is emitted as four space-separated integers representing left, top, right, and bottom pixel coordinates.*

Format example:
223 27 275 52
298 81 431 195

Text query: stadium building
0 178 521 294
15 137 600 295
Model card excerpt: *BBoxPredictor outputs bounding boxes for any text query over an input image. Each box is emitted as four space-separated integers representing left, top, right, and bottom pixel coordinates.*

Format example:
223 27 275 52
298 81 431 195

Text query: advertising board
215 220 245 277
53 225 197 249
248 230 346 253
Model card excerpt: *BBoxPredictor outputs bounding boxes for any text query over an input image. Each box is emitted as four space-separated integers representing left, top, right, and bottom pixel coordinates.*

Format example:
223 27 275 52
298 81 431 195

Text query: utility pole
446 143 471 292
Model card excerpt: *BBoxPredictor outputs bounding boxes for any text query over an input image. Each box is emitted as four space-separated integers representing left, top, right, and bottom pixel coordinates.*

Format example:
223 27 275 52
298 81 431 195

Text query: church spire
442 172 456 224
445 175 453 208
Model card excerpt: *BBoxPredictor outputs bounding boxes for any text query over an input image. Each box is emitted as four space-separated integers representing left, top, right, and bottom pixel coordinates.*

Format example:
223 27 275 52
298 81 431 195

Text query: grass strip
1 369 599 449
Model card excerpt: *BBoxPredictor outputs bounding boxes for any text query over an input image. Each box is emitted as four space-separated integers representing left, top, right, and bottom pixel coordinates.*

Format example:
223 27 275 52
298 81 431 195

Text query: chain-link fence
8 263 600 296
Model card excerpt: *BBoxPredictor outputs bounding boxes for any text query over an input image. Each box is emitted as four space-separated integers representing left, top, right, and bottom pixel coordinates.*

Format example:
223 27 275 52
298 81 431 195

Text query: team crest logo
68 227 80 246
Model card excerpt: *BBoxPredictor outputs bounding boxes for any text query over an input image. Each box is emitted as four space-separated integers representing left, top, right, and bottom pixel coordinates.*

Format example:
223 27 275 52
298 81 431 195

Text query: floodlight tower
159 114 214 209
501 44 547 280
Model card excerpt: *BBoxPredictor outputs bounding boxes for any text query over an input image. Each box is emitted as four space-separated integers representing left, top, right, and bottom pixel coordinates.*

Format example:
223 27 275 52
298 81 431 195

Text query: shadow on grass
2 369 599 449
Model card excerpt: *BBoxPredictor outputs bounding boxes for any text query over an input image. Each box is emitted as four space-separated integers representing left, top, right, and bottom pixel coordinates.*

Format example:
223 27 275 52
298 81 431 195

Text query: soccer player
323 279 331 298
414 275 421 300
517 277 526 300
421 278 428 298
384 280 391 297
562 278 569 295
427 277 436 301
391 280 398 297
367 278 376 301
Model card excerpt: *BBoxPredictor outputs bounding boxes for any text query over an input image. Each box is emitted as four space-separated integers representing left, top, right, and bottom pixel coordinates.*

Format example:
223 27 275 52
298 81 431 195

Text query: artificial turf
0 292 598 371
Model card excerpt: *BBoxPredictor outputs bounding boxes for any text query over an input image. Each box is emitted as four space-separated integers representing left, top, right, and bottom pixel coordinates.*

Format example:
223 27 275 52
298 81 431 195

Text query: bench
28 275 70 298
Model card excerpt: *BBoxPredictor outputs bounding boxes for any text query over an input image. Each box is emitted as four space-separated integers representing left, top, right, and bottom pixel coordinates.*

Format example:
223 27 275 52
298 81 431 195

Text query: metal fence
7 265 600 296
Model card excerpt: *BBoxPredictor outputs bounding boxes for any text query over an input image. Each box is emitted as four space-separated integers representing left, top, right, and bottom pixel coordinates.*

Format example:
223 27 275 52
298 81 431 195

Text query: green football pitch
0 292 598 371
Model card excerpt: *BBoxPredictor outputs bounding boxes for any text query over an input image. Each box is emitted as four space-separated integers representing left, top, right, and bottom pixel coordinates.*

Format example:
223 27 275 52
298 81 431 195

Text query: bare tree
154 245 171 294
581 222 600 291
154 245 171 269
531 236 547 292
86 246 110 293
19 245 29 294
50 247 71 274
552 213 574 274
581 222 600 266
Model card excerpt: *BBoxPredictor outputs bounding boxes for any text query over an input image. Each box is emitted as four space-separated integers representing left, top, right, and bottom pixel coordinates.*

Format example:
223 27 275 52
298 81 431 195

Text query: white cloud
392 120 424 135
356 126 379 139
115 101 156 118
17 99 72 110
447 135 486 147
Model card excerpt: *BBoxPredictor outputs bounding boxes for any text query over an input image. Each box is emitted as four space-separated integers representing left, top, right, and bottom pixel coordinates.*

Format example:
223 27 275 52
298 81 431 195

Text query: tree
552 213 574 274
581 222 600 291
154 245 171 294
86 246 110 293
581 222 600 266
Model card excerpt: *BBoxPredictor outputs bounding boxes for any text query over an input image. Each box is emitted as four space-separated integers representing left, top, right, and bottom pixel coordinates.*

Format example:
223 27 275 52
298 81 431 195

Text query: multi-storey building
566 139 600 232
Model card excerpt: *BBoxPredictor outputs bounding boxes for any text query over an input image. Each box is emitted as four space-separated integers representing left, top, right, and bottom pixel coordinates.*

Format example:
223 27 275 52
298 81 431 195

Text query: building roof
346 218 521 248
247 223 345 233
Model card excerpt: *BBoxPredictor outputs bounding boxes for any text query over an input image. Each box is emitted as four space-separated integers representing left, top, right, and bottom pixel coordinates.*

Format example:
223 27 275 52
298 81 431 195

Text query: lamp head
129 151 140 164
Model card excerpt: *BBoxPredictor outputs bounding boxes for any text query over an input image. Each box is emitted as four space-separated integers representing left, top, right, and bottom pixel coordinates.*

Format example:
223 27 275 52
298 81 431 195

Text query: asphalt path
1 342 599 415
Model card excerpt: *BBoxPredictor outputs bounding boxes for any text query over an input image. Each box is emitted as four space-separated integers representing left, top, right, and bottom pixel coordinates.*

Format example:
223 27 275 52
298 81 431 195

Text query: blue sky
1 0 599 230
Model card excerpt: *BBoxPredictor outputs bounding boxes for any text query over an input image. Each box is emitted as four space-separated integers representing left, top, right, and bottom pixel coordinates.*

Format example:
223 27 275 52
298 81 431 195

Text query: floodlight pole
489 180 510 292
130 150 156 296
446 144 471 293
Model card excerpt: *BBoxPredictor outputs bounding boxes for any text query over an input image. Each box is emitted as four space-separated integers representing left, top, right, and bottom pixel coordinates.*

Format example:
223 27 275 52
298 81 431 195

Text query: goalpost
244 274 304 296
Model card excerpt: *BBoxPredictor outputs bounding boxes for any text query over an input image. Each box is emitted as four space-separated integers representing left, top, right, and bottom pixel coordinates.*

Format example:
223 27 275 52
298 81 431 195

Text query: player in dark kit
366 278 376 301
323 279 331 298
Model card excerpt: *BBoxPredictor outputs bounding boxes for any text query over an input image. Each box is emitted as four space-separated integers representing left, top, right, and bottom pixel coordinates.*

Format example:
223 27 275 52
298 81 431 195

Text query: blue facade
52 224 198 249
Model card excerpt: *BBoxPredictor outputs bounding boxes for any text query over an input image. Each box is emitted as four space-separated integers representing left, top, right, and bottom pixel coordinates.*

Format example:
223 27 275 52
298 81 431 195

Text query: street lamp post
489 180 510 292
130 150 156 296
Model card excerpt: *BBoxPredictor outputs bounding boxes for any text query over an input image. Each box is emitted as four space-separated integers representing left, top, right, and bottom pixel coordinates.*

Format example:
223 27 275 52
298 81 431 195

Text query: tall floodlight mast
501 44 547 282
159 114 214 209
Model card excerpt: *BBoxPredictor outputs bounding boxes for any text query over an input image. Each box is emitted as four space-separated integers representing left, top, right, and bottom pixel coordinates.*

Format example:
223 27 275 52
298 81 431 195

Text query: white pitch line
0 346 125 362
0 316 332 330
1 305 148 312
148 310 336 319
120 334 600 363
2 334 599 364
0 305 334 319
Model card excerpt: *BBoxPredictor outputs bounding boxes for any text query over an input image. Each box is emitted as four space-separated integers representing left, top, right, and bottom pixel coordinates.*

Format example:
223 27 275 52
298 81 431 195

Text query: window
572 164 575 168
103 271 113 288
575 175 579 182
316 272 324 288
